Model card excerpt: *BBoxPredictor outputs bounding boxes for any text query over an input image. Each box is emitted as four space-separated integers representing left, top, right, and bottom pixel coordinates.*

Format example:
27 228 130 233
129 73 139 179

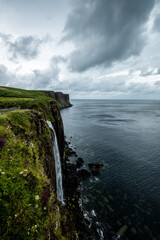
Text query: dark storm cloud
62 0 155 72
0 33 49 60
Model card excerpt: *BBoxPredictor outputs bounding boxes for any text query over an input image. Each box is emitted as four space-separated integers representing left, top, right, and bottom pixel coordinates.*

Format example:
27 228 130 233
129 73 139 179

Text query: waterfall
47 121 65 205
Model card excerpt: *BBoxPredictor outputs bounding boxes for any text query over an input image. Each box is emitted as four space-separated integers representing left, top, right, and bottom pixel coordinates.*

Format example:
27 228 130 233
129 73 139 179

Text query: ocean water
61 100 160 240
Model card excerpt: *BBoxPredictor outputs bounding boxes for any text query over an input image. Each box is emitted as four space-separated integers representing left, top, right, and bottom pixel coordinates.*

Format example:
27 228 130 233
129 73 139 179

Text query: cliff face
0 87 77 239
43 91 72 109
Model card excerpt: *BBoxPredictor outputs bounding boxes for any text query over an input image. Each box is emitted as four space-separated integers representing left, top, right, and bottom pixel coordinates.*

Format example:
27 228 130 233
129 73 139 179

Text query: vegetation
0 86 46 99
0 86 77 239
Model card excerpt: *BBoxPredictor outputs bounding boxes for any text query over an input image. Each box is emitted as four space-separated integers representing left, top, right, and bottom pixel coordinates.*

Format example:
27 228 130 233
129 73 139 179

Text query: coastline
0 86 80 239
63 138 102 240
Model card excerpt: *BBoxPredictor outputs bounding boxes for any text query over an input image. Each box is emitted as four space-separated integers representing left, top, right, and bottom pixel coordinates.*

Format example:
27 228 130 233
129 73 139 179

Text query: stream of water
47 121 64 205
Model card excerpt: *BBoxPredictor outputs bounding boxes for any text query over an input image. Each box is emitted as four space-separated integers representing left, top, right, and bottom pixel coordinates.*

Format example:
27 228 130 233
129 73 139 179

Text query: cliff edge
42 91 72 109
0 86 78 239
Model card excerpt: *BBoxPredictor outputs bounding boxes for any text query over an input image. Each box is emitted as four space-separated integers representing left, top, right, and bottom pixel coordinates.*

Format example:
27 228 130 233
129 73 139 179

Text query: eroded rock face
63 94 70 102
43 91 72 108
42 90 56 99
76 157 84 168
55 92 64 101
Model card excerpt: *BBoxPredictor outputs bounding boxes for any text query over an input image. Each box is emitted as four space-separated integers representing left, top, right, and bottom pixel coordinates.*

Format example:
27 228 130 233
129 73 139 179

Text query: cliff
0 86 78 239
42 91 72 109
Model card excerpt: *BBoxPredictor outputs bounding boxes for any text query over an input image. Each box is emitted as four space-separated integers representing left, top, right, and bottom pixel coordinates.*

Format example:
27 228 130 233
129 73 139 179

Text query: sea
61 99 160 240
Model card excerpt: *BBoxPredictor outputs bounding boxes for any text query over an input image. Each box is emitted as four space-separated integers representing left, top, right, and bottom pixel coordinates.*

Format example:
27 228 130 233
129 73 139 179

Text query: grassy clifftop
0 86 46 99
0 87 77 239
0 87 72 110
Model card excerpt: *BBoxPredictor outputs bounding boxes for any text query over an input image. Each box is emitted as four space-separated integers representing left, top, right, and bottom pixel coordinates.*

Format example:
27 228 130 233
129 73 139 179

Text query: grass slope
0 86 77 240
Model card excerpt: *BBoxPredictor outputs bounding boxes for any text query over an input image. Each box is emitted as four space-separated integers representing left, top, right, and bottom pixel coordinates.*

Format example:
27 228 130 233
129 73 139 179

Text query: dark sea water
61 100 160 240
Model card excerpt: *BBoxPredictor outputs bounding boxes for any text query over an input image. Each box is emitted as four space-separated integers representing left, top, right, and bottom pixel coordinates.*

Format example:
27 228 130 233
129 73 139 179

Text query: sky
0 0 160 99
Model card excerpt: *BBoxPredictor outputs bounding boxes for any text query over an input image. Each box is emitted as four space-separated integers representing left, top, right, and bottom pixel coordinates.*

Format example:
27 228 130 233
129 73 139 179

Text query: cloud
153 14 160 32
31 56 63 89
0 56 65 90
0 33 11 42
9 36 44 60
154 81 160 86
140 67 160 76
0 33 50 60
0 64 15 85
0 64 33 89
1 60 160 99
140 69 155 76
62 0 155 72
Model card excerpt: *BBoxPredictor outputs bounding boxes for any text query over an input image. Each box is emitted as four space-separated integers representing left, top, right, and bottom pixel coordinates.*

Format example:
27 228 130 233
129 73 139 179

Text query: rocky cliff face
43 91 72 109
0 87 78 239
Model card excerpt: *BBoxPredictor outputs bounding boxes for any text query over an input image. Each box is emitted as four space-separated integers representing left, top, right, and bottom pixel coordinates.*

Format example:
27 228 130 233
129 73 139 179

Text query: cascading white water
47 121 65 205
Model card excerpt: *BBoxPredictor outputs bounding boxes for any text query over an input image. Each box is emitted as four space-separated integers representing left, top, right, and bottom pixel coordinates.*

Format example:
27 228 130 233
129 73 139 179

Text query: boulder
88 163 104 175
76 157 84 168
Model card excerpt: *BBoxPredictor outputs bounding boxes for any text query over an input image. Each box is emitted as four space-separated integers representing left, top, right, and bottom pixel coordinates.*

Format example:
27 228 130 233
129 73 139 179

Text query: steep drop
47 121 65 205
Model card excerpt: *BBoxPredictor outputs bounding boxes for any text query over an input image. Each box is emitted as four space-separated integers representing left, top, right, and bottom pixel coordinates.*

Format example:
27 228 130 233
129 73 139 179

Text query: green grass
0 97 33 101
0 87 64 123
0 86 77 239
0 110 52 239
0 86 46 99
0 109 74 239
0 86 71 110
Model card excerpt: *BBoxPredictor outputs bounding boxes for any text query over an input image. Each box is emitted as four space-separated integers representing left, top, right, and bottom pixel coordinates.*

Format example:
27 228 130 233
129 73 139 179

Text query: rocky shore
63 139 104 240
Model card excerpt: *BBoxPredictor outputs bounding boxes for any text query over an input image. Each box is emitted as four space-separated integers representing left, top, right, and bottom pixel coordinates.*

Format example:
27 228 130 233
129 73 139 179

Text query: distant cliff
43 91 72 109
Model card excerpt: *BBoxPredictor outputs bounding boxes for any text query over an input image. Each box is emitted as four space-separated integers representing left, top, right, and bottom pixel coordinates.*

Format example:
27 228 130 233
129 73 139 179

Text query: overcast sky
0 0 160 99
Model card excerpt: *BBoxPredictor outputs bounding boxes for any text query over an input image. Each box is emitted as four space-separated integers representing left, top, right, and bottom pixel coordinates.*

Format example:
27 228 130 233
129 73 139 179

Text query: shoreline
63 137 104 240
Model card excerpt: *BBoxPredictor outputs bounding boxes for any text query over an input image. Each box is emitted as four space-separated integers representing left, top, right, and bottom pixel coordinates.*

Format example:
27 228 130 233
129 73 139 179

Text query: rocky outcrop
88 163 104 175
42 90 56 99
43 91 72 109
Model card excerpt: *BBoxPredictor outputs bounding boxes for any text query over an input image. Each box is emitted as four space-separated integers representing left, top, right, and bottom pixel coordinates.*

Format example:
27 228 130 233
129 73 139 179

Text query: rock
130 227 137 235
77 169 91 180
91 210 96 217
104 197 109 204
106 204 114 212
43 91 72 108
42 90 56 99
65 147 76 157
76 157 84 168
88 163 104 175
116 225 128 237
